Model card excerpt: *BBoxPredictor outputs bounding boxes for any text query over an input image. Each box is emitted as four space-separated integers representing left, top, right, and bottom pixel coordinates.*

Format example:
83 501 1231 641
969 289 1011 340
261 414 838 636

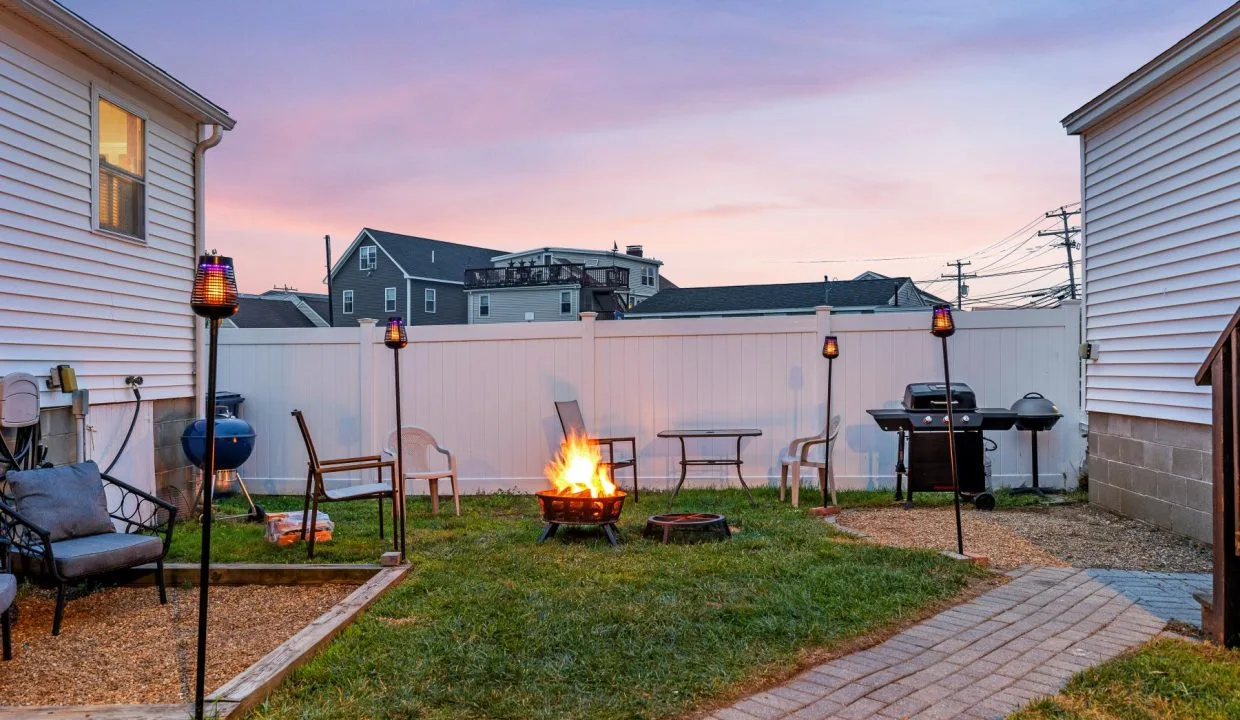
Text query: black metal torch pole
940 337 964 555
823 356 834 508
195 318 220 720
393 348 406 561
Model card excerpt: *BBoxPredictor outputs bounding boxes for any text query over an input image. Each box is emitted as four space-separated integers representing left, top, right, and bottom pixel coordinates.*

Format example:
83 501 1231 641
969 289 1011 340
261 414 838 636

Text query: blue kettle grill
181 391 264 521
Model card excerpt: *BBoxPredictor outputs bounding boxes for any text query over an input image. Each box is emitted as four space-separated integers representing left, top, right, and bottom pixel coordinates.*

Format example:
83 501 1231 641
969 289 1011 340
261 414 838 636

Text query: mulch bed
837 507 1067 570
837 502 1213 572
0 583 357 706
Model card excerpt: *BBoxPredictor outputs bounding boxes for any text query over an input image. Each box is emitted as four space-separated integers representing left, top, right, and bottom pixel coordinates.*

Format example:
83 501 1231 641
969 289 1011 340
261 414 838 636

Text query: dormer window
360 245 377 270
543 253 553 266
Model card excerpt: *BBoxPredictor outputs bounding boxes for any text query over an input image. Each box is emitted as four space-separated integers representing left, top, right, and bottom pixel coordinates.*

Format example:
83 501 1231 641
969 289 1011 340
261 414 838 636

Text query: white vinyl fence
219 302 1083 496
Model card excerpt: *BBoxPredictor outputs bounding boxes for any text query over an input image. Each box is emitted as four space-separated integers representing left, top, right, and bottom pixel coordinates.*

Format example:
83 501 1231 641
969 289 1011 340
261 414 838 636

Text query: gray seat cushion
0 574 14 613
5 462 115 541
48 533 163 579
324 482 392 501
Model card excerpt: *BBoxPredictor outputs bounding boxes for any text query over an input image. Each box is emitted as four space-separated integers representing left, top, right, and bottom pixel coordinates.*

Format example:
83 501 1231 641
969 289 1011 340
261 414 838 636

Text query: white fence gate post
580 312 598 425
357 319 378 456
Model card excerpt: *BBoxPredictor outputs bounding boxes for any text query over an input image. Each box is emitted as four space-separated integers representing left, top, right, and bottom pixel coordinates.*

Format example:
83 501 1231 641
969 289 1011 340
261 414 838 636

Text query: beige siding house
1062 2 1240 542
0 0 234 493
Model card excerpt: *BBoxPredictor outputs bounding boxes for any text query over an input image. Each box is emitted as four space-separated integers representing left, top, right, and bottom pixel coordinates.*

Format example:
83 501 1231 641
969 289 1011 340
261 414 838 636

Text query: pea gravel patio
705 566 1194 720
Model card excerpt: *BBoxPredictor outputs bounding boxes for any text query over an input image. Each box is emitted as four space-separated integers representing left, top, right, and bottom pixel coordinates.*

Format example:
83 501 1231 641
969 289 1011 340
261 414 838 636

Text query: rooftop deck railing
464 263 629 290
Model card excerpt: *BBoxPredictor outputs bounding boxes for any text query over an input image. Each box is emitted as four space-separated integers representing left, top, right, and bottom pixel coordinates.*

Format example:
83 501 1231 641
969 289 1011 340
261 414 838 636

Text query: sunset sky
66 0 1226 297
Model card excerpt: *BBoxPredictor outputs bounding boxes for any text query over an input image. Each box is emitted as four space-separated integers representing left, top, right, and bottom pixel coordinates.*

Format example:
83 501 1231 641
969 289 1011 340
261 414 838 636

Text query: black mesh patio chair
0 461 176 636
554 400 639 502
1 538 13 659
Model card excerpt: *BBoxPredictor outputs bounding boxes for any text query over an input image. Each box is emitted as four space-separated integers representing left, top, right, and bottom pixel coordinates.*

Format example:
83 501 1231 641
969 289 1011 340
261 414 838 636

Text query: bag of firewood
264 511 334 546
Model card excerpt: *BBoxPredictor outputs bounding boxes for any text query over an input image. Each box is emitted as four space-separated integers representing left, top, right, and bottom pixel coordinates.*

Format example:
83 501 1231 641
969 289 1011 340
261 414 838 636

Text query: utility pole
324 235 334 326
941 260 976 310
1038 206 1080 299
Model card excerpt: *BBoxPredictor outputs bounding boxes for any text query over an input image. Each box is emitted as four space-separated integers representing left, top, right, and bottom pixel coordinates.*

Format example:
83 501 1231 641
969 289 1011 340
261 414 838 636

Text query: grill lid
1011 392 1062 431
903 382 977 411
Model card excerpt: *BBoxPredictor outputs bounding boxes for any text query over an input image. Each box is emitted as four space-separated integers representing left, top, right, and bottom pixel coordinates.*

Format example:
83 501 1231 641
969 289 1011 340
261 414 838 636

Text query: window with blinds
97 97 145 239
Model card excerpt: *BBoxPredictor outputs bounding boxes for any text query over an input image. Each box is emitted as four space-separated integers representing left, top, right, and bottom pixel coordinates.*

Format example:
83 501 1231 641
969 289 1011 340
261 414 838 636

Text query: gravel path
0 583 357 706
985 504 1212 572
837 507 1067 570
837 502 1213 573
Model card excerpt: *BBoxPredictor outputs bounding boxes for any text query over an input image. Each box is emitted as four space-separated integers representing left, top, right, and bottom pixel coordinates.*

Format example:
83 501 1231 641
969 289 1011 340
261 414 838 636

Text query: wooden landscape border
0 564 409 720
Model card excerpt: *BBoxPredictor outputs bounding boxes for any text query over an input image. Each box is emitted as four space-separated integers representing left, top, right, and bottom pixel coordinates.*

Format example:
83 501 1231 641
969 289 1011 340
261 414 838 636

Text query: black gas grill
868 382 1016 509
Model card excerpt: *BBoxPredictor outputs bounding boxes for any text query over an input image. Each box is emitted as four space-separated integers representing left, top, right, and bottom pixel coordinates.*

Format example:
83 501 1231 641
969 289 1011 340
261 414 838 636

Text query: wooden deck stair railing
1195 303 1240 648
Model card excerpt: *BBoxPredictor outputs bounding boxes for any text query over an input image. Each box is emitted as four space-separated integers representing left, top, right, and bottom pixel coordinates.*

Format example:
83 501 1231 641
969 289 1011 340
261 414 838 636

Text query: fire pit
643 513 731 544
537 431 627 547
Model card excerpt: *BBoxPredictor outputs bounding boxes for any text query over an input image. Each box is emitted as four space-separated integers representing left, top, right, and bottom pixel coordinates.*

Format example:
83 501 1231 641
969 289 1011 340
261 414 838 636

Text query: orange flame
545 430 617 497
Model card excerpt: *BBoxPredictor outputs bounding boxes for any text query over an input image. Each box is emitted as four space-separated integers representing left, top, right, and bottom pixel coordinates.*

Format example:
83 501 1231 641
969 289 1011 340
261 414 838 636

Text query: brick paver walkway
708 567 1178 720
1084 569 1211 627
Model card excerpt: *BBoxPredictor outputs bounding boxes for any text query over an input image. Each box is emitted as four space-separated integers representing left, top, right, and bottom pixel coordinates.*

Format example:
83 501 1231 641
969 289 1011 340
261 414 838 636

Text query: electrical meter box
0 372 40 428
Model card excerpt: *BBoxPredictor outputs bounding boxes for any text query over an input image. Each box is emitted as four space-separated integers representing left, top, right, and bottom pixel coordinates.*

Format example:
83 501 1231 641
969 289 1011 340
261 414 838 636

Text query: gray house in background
625 277 937 319
328 229 503 326
463 245 663 324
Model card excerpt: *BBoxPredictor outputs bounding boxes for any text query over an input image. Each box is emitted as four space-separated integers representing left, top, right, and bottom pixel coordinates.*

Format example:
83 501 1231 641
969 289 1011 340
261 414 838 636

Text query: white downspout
192 124 224 417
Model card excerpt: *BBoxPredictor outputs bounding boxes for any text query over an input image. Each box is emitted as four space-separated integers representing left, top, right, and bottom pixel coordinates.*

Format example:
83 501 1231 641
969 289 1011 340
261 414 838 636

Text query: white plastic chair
778 415 841 508
384 427 460 516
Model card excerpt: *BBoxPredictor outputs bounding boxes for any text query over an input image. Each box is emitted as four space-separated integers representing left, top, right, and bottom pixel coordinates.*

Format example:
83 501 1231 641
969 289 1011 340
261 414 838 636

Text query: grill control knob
962 415 971 423
923 415 932 425
941 415 949 424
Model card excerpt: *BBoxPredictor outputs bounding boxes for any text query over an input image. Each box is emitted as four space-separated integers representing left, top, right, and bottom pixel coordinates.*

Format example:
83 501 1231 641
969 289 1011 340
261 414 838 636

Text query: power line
1037 206 1081 299
941 260 977 310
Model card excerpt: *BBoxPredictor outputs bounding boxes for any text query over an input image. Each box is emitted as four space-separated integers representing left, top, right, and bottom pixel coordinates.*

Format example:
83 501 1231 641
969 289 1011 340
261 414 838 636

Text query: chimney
625 244 643 257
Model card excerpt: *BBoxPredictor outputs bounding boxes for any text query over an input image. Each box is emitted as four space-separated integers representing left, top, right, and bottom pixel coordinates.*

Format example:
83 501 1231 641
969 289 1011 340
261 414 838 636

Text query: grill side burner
536 490 626 547
867 381 1016 510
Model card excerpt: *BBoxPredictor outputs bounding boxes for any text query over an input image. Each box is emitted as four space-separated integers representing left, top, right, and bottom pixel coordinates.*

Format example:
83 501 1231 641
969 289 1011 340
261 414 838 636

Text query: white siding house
0 0 234 493
1062 2 1240 542
466 245 662 324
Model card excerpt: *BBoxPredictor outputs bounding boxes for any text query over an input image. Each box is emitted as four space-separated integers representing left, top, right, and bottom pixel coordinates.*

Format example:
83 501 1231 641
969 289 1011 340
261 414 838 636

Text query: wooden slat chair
554 400 639 502
292 410 398 558
779 415 841 508
384 427 461 516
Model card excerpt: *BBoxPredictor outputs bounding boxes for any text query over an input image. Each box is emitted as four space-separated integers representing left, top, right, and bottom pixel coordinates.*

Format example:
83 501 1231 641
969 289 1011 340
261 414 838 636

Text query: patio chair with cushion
2 540 13 660
384 427 460 517
779 415 841 508
0 461 176 635
292 410 398 558
554 400 638 502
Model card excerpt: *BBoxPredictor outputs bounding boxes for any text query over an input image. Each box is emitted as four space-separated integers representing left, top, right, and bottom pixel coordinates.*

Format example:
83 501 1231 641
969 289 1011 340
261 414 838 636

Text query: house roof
627 278 929 317
0 0 235 129
259 289 330 323
230 296 320 328
331 228 504 284
491 247 663 266
850 270 950 305
1062 2 1240 135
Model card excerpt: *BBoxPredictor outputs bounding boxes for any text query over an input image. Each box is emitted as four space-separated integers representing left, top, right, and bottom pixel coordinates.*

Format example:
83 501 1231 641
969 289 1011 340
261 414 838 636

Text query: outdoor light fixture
929 304 965 555
384 317 408 562
189 251 238 720
821 335 839 509
931 304 956 338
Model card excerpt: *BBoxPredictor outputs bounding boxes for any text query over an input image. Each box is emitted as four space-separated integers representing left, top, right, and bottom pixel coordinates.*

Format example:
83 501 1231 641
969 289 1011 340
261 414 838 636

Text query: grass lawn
1010 638 1240 720
173 488 985 719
